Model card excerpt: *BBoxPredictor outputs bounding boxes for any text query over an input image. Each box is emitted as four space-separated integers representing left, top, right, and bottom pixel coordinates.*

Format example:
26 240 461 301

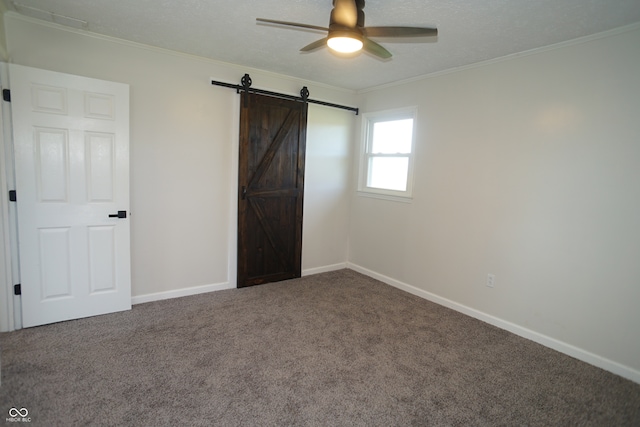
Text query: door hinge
9 190 16 202
14 284 21 295
2 89 10 102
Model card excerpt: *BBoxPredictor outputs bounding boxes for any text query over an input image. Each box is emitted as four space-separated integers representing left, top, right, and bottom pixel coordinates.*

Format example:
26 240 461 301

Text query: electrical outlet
486 274 495 288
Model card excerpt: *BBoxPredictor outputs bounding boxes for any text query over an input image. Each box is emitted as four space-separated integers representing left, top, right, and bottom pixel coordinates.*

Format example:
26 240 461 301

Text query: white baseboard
347 262 640 385
302 262 348 277
131 281 235 305
131 261 349 305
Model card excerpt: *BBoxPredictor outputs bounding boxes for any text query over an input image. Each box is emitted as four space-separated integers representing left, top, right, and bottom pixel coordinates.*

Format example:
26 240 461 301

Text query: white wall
2 13 355 300
303 104 353 273
350 25 640 380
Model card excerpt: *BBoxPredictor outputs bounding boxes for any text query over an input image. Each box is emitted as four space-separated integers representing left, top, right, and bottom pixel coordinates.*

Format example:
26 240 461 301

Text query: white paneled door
10 64 131 328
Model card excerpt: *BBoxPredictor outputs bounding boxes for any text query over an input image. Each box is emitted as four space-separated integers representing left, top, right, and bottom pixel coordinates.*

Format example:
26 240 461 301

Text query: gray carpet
1 269 639 426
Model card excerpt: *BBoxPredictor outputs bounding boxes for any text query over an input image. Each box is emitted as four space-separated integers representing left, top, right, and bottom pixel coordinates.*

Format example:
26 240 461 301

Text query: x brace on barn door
211 74 359 115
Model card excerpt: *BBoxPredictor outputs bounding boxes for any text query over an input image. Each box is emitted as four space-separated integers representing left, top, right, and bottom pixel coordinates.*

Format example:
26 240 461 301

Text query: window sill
356 190 413 203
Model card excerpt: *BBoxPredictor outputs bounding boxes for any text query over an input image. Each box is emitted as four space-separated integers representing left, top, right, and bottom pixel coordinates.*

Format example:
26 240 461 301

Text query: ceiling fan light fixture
327 36 363 53
327 30 363 53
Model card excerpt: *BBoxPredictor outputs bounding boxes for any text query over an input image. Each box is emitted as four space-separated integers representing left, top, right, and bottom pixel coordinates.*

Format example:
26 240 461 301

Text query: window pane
371 119 413 154
368 156 409 191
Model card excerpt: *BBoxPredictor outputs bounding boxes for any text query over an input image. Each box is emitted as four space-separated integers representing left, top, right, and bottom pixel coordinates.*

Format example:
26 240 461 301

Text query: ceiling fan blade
363 26 438 38
363 37 392 59
331 0 358 27
300 38 329 52
256 18 328 32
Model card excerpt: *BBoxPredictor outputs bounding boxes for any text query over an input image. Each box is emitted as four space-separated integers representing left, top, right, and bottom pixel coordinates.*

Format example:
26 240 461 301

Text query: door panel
10 64 131 327
238 93 307 287
39 227 72 299
35 127 69 201
86 132 116 201
88 225 117 293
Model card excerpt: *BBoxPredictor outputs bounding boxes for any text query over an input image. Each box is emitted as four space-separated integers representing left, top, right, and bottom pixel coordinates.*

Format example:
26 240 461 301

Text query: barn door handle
108 210 127 219
242 186 247 200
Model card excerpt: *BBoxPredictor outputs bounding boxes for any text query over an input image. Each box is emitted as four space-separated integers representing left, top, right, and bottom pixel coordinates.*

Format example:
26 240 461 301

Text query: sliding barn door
237 93 308 288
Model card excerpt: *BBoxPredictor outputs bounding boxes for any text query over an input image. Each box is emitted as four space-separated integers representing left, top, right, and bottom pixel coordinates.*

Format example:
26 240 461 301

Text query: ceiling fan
256 0 438 59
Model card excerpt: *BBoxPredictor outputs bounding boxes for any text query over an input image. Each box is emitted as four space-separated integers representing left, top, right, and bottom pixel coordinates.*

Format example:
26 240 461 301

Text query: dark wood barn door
238 93 308 288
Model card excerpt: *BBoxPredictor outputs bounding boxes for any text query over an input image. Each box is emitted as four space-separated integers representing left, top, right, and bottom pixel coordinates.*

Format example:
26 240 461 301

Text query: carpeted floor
1 269 639 426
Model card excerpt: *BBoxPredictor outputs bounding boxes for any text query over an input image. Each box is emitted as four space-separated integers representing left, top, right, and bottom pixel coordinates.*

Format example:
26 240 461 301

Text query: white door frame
1 63 133 330
0 61 19 332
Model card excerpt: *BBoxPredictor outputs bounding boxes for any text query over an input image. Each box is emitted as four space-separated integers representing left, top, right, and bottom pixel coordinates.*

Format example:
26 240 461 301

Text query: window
358 108 417 200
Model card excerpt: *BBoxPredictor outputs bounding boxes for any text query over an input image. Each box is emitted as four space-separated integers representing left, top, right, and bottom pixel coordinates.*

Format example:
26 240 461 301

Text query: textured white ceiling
5 0 640 90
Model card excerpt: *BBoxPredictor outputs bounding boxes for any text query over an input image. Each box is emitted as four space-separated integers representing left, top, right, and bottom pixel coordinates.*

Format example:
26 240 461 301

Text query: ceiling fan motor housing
331 0 365 27
329 0 365 40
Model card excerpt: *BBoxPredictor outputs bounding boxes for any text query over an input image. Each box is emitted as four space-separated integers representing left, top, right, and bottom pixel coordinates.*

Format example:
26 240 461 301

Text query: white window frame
357 107 417 202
